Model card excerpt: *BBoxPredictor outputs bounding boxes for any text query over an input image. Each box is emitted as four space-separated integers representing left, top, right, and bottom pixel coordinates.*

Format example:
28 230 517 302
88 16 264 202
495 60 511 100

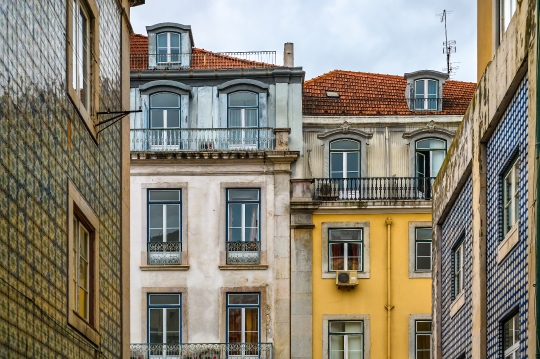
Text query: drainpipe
385 127 390 177
385 218 394 359
535 0 540 355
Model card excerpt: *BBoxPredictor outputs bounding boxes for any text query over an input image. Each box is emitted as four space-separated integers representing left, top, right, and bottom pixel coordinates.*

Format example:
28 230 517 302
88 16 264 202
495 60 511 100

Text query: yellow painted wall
477 0 493 81
312 212 432 359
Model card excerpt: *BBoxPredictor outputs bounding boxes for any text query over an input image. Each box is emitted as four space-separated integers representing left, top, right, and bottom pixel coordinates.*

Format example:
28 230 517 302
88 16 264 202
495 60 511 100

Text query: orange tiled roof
130 34 276 70
303 70 476 116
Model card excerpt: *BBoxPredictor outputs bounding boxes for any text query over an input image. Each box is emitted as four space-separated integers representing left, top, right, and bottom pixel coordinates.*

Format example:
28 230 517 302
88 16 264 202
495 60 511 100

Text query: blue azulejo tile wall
441 176 473 359
486 77 529 358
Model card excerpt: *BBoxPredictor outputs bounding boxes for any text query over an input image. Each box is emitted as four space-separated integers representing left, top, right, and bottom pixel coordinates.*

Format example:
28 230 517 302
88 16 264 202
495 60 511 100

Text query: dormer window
414 79 439 111
157 32 181 63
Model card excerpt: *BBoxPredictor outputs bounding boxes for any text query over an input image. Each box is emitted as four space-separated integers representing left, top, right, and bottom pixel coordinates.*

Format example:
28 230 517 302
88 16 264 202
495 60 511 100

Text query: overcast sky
131 0 477 82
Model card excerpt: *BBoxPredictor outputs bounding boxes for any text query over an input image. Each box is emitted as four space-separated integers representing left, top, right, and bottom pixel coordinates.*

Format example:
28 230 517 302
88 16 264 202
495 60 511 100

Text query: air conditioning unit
336 270 358 288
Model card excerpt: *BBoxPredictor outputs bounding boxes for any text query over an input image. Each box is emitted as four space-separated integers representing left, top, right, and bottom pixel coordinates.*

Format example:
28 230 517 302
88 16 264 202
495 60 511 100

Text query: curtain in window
246 203 258 242
348 243 360 270
245 308 259 343
330 243 344 270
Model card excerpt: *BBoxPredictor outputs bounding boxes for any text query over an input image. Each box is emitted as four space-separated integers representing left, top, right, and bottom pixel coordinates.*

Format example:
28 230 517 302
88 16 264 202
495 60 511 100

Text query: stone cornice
131 150 300 161
402 120 455 139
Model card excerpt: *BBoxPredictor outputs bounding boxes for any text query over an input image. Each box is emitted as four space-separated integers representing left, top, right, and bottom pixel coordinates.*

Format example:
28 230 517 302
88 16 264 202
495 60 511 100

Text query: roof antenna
438 9 458 77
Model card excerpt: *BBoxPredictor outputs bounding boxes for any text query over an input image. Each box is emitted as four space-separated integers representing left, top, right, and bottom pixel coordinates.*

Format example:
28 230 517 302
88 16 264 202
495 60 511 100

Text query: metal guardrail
226 242 261 265
148 242 181 265
312 177 435 201
131 51 277 70
131 128 275 152
130 342 273 359
406 98 443 111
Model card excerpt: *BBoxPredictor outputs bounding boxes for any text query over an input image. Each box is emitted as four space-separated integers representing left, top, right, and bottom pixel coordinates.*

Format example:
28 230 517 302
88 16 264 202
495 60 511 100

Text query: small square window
415 228 432 272
503 312 520 358
453 240 464 299
328 229 363 272
502 158 519 236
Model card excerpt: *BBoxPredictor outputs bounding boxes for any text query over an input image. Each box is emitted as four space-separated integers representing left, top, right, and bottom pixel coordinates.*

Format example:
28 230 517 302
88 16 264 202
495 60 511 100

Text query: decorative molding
402 120 455 139
139 80 191 96
317 121 373 140
217 79 269 93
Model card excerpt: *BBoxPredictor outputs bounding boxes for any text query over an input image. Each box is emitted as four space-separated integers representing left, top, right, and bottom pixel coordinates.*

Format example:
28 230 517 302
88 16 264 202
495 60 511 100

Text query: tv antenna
438 10 458 77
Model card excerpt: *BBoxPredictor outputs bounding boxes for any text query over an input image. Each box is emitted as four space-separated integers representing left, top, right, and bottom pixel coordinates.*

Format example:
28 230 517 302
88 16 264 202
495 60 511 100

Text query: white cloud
131 0 476 82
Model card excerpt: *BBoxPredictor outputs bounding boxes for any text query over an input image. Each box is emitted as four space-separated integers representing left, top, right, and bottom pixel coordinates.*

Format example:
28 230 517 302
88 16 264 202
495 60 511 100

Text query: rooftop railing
130 128 275 152
131 51 277 71
130 342 273 359
312 177 435 201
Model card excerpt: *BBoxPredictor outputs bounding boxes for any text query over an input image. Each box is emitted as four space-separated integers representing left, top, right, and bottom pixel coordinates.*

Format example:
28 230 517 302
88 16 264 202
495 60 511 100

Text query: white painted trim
449 291 465 318
497 221 519 263
408 222 432 278
321 222 370 279
322 314 370 359
408 314 432 359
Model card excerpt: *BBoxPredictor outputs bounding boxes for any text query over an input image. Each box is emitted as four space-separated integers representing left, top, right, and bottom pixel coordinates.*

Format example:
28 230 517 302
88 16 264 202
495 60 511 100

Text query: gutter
385 218 394 359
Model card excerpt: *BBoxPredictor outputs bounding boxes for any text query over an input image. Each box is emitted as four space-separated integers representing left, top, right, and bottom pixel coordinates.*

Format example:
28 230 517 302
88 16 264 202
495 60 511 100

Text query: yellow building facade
290 70 476 359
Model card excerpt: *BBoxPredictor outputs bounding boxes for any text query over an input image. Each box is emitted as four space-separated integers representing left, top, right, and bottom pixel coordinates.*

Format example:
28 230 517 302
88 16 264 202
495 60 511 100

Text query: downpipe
385 218 394 359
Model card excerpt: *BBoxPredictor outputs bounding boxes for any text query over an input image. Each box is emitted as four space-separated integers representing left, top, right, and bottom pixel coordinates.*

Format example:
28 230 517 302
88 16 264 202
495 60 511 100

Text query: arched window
157 32 181 63
330 140 361 178
150 93 181 129
414 79 439 110
415 138 446 177
228 91 259 128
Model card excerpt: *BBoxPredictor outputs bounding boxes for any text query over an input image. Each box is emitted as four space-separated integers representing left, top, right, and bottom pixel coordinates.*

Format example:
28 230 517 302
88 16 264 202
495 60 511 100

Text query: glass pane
245 228 258 242
329 335 345 359
78 288 88 319
152 93 179 108
228 308 242 343
229 203 242 227
229 228 242 242
428 80 438 96
150 110 164 128
229 109 242 127
166 110 180 128
228 294 259 305
415 80 425 97
417 334 431 350
149 308 164 343
166 229 180 242
80 226 89 259
416 321 432 332
166 308 180 332
417 257 431 271
149 190 180 202
245 109 259 127
149 229 164 242
244 203 258 229
347 243 361 270
166 205 180 228
417 242 432 256
245 308 259 340
330 140 360 150
330 321 362 334
79 259 88 288
329 243 345 271
416 139 446 150
170 33 180 48
416 228 432 240
229 92 258 107
228 189 259 201
149 294 180 305
513 313 519 344
149 205 164 229
431 150 445 177
347 335 363 358
416 152 426 177
346 153 360 174
344 321 363 333
157 33 167 47
329 229 362 241
330 153 343 176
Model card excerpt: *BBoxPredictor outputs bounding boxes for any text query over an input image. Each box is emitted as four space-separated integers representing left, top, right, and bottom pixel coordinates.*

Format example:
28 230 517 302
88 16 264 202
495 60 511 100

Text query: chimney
284 42 294 67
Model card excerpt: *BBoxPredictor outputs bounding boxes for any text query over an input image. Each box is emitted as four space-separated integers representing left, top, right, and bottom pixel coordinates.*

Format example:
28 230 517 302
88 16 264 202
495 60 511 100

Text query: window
67 0 98 136
415 228 432 272
329 229 363 272
157 32 181 63
148 190 181 265
500 0 517 41
228 91 259 149
415 321 432 359
148 93 181 149
413 79 439 110
330 140 360 179
416 138 446 178
68 181 100 344
453 240 464 299
226 189 260 265
502 158 519 236
148 294 182 345
503 312 519 359
227 293 260 355
328 321 364 359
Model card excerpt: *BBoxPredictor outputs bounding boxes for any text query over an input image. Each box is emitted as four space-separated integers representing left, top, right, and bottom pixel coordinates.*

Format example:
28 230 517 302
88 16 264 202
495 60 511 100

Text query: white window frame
503 312 520 359
73 217 91 320
500 0 517 41
503 158 519 236
453 241 464 298
413 79 439 110
328 321 364 359
156 32 181 64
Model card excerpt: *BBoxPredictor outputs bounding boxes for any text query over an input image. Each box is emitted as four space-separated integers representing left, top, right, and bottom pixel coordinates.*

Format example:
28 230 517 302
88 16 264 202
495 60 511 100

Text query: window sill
450 291 465 318
323 271 370 279
68 310 100 346
497 222 519 264
409 270 431 279
219 264 268 270
140 264 190 271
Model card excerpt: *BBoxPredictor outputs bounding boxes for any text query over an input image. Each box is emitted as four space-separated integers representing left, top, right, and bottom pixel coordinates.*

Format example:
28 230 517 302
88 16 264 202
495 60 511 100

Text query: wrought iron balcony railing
131 51 277 71
226 241 261 265
313 177 435 201
130 342 273 359
130 128 275 152
148 242 181 265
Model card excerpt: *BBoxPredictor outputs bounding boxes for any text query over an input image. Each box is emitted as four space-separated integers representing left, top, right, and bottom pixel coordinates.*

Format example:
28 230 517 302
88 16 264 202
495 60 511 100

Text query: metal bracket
95 109 142 136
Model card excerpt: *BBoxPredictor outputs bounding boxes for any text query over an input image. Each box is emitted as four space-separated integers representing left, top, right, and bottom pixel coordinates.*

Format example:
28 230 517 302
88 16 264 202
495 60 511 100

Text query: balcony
130 343 273 359
131 51 277 71
226 241 261 265
406 98 443 111
130 128 275 152
148 242 181 265
312 177 435 201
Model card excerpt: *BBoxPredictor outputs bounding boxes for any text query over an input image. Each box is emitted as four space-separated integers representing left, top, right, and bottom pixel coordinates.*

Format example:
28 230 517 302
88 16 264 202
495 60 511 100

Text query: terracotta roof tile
130 34 276 70
303 70 476 116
